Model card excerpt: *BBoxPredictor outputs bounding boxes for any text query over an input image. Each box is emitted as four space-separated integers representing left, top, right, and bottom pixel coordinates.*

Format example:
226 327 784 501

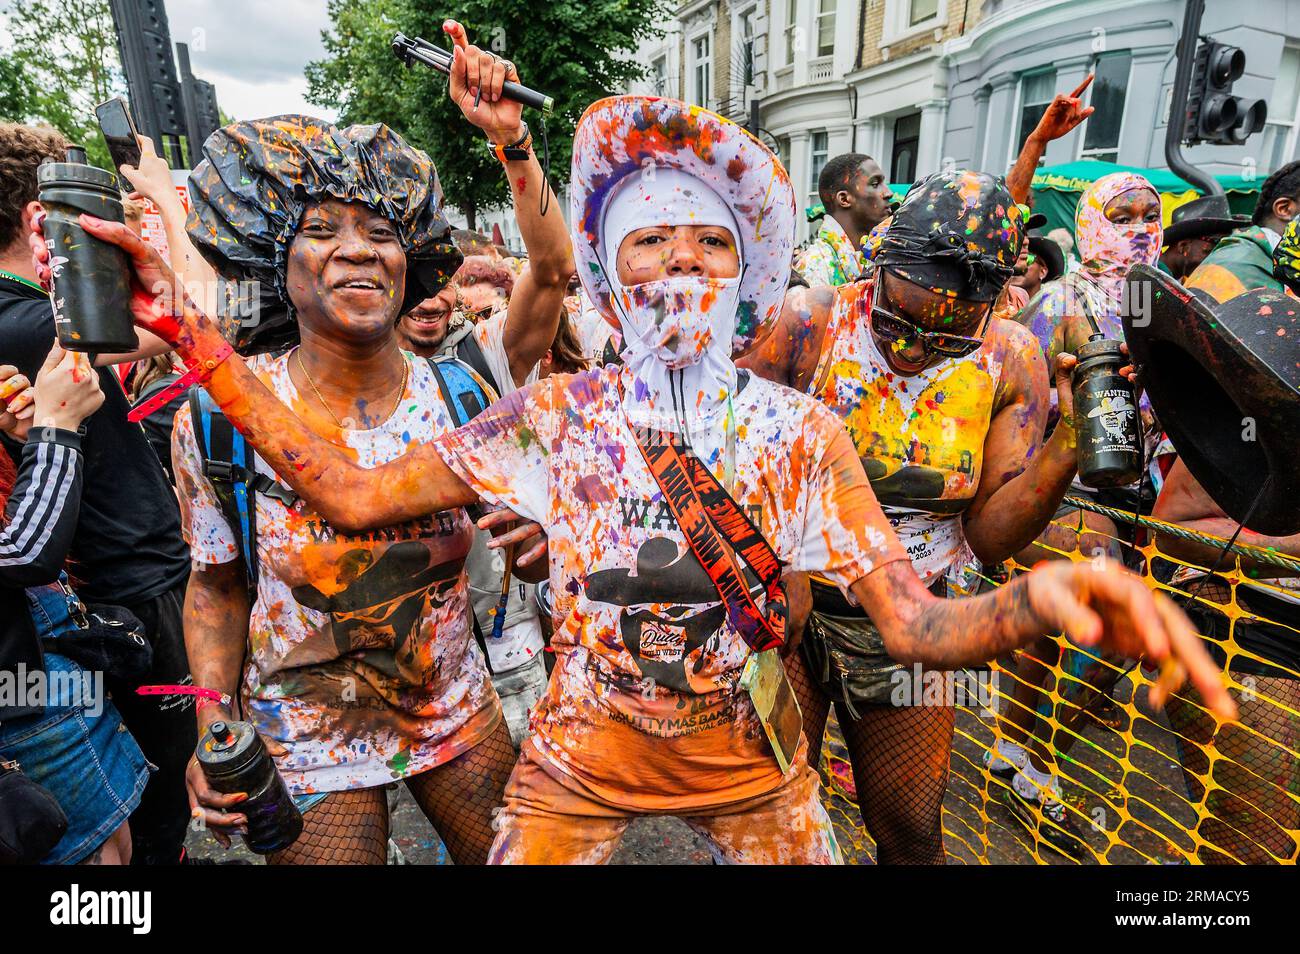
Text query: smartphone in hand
95 96 142 184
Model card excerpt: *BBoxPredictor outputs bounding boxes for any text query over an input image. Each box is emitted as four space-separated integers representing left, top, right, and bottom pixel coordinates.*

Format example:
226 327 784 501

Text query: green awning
1030 159 1259 196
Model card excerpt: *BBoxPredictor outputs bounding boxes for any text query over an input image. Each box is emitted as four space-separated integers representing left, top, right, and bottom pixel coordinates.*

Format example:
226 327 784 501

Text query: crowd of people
1 18 1293 866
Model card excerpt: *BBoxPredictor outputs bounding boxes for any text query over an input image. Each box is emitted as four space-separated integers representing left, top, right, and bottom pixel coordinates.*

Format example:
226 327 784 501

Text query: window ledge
881 19 943 47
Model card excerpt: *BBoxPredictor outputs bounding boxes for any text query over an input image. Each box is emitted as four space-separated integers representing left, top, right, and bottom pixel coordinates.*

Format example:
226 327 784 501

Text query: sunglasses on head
870 287 993 359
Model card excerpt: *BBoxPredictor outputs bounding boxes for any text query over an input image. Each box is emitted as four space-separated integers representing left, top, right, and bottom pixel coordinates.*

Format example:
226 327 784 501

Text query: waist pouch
801 576 946 717
27 577 152 684
0 758 68 865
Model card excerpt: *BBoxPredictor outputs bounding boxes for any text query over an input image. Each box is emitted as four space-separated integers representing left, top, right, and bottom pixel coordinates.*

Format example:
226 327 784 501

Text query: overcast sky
162 0 339 122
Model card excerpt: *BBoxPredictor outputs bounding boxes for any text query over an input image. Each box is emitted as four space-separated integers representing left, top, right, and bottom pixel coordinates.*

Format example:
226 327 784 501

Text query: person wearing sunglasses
741 170 1090 863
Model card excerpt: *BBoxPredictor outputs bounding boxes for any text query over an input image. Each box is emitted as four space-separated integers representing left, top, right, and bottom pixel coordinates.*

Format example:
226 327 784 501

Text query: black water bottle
196 720 303 854
1072 336 1141 488
36 146 136 352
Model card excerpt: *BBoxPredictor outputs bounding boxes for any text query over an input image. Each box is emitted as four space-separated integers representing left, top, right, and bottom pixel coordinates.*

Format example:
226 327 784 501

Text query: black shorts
800 576 947 717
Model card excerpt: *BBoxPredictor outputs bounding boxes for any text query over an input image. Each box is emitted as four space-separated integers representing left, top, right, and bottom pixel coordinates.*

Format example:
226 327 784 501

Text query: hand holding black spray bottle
36 145 137 353
1071 291 1142 488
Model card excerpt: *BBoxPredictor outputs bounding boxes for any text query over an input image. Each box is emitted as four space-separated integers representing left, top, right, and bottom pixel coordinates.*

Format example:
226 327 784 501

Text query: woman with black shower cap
742 170 1096 862
55 23 572 864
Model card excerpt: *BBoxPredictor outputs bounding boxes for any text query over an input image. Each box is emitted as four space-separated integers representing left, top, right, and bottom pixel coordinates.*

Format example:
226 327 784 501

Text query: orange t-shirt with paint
436 364 908 810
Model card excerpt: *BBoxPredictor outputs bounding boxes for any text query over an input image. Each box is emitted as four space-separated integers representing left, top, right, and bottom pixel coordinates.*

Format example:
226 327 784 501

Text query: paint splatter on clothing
1021 269 1120 360
435 363 908 811
809 281 1003 583
174 352 500 794
472 310 539 395
1273 219 1300 296
796 216 869 288
488 743 842 864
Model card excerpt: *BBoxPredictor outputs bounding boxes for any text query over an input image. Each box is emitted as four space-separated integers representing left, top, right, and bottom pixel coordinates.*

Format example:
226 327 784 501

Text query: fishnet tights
1165 675 1300 864
405 718 516 864
786 648 954 864
268 788 389 865
268 719 517 865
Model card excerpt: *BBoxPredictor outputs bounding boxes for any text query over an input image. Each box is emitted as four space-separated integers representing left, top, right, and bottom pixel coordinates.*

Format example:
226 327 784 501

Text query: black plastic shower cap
186 115 463 354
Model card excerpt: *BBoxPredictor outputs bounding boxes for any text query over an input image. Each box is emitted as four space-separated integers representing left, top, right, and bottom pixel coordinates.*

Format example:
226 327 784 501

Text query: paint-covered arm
738 284 835 391
1005 75 1095 206
180 559 258 839
60 215 479 533
799 405 1227 721
962 321 1077 562
849 557 1236 721
442 21 574 389
1152 457 1300 578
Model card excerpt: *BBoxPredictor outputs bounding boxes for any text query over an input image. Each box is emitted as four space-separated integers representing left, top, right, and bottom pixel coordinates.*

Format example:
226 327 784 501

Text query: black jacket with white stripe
1 429 84 719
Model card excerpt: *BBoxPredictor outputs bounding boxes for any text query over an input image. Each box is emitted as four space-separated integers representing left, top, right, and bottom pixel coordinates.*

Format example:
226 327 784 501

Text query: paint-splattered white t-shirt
173 351 500 794
435 363 908 810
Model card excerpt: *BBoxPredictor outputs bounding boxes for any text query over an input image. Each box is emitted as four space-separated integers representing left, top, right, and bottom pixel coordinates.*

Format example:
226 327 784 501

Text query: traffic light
1185 38 1268 145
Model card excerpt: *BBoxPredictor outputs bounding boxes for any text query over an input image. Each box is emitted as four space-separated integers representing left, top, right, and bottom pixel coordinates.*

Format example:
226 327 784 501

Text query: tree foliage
0 0 125 168
305 0 668 228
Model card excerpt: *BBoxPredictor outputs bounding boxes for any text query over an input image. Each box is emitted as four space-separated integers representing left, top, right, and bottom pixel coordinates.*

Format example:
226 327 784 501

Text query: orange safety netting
818 510 1300 865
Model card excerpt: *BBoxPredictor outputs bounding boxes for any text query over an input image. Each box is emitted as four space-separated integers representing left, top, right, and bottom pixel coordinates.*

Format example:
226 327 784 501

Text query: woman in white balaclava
95 96 1235 864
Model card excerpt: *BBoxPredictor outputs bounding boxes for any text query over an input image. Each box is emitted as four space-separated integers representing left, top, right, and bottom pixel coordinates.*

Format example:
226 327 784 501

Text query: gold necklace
295 348 408 429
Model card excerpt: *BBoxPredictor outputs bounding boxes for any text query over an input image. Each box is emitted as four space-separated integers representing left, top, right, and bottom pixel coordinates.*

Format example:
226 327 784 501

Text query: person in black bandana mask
743 170 1109 862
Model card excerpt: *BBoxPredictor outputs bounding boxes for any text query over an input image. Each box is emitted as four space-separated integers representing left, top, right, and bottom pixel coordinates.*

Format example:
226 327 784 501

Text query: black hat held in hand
1123 264 1300 535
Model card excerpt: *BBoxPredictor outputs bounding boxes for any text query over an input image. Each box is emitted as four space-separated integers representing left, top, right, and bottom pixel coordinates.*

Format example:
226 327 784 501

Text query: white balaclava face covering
600 167 745 436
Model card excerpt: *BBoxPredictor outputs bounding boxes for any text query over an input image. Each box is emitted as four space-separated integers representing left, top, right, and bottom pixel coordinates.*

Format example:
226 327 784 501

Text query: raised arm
31 216 477 533
1006 74 1094 206
441 22 576 388
121 134 218 294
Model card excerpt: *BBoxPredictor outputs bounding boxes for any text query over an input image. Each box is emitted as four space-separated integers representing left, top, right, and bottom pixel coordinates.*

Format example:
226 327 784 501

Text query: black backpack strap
454 330 501 398
190 388 254 596
189 387 300 600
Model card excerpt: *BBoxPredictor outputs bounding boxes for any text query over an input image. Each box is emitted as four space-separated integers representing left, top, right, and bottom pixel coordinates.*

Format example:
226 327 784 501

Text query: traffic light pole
1165 0 1223 196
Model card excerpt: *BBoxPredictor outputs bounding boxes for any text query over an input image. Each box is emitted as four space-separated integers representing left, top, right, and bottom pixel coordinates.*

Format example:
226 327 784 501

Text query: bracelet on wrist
489 123 532 163
126 339 235 423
